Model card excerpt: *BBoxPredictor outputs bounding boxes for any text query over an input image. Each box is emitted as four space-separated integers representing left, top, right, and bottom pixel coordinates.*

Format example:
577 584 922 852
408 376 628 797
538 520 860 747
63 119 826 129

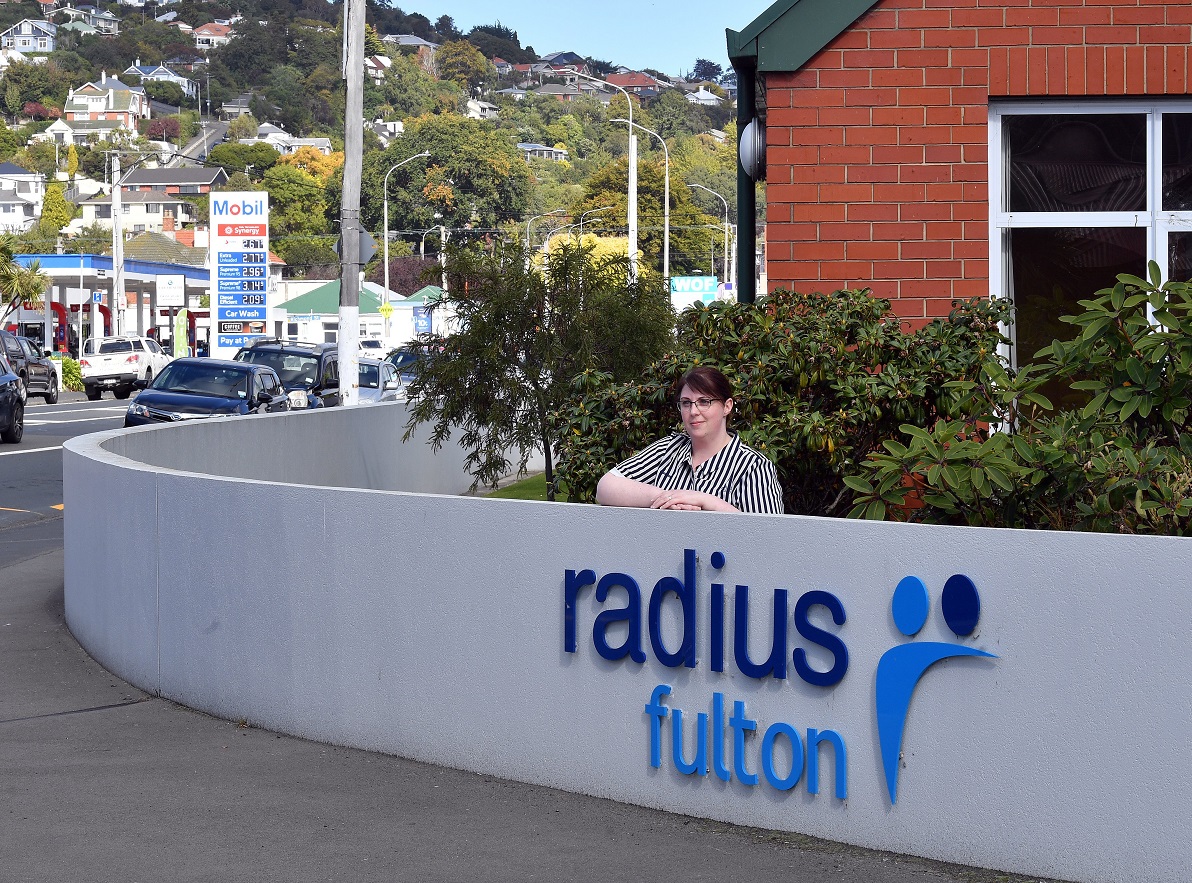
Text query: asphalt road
0 398 1062 883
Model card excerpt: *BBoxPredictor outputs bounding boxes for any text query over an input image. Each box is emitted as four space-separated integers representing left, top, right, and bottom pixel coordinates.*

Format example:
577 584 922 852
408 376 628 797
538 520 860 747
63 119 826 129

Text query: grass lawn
483 473 569 502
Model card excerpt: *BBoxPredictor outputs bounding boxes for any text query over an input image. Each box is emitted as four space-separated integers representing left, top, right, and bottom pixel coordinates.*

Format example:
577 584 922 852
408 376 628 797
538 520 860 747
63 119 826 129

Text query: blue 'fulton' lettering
645 685 847 798
564 549 848 686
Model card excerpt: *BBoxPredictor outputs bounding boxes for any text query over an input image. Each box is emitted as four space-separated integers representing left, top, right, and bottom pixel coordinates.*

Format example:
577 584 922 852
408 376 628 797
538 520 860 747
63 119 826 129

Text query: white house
193 22 231 49
0 162 45 233
685 85 723 107
78 190 199 234
465 98 498 121
123 59 195 98
239 123 332 156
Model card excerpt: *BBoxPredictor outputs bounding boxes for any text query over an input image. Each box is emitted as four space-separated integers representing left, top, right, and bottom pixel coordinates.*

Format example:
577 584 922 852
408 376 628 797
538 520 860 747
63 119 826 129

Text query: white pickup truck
80 336 173 400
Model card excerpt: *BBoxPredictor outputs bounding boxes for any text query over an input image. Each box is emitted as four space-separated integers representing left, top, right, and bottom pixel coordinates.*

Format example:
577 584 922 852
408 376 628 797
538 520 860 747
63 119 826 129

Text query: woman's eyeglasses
677 397 723 412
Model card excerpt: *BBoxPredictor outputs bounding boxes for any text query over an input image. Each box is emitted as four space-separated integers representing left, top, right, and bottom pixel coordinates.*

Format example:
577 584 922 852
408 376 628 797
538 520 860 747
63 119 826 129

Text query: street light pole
691 183 731 288
575 72 637 281
382 151 431 303
611 118 669 286
524 209 564 270
578 205 612 242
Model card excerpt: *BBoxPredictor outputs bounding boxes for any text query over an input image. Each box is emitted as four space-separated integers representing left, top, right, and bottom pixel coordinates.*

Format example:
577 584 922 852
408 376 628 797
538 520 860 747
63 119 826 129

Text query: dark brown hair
676 366 733 403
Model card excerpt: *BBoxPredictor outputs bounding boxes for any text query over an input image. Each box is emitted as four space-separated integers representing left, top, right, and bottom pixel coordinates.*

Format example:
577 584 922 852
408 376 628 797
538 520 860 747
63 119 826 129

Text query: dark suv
0 329 57 403
232 339 340 409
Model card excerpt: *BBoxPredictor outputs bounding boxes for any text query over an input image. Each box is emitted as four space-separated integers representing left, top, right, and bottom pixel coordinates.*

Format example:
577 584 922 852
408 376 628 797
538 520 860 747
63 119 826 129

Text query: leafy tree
261 164 331 236
65 143 79 179
465 23 535 64
365 255 438 296
647 88 710 140
848 264 1192 534
207 141 280 180
38 184 74 237
0 239 50 324
276 146 344 183
0 127 21 161
433 15 462 41
4 84 18 119
691 59 723 83
10 141 57 178
435 40 493 92
273 235 338 279
225 113 259 141
360 113 531 233
146 117 181 141
364 23 386 57
376 51 459 118
570 156 718 277
403 240 674 499
61 223 111 254
143 80 185 108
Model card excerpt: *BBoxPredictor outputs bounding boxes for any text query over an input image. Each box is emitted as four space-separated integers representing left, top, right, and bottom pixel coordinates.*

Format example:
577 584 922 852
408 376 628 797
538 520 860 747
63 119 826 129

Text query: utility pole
338 0 366 406
111 152 123 338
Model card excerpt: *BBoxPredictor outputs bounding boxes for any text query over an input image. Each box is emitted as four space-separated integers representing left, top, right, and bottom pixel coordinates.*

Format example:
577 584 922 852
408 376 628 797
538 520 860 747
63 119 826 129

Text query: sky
424 0 774 77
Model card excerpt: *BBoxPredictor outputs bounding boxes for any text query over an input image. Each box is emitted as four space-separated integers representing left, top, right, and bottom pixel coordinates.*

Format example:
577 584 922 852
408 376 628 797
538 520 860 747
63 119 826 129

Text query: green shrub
58 356 82 392
553 288 1009 515
848 263 1192 534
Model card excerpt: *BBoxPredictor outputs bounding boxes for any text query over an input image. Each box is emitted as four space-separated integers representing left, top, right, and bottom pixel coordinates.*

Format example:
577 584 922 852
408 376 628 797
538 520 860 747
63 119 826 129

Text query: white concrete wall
63 403 1192 883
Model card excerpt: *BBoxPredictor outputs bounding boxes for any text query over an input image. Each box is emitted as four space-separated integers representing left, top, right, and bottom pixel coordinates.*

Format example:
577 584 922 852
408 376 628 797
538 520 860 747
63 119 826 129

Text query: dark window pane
1161 113 1192 210
1006 114 1147 212
1169 232 1192 281
1010 227 1146 409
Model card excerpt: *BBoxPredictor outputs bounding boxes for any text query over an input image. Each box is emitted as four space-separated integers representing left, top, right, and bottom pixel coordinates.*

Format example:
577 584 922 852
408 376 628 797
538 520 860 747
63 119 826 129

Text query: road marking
51 504 64 510
26 406 126 416
0 445 62 457
0 506 31 512
26 415 125 426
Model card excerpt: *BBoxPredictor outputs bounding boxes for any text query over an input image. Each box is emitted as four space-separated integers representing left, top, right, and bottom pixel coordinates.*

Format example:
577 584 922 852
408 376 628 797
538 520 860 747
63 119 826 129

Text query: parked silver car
356 357 401 404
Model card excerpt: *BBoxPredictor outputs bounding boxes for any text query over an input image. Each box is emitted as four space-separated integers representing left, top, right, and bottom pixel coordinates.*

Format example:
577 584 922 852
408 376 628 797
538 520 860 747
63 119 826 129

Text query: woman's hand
650 489 738 512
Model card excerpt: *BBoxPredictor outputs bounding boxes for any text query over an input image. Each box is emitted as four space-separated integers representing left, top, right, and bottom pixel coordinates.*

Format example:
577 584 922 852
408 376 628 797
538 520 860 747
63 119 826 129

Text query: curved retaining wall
64 403 1192 883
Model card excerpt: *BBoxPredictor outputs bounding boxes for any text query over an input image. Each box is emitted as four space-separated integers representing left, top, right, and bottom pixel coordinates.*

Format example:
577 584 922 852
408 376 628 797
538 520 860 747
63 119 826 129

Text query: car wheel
1 399 23 443
86 386 102 401
145 368 154 383
114 385 132 400
44 374 58 404
17 374 26 404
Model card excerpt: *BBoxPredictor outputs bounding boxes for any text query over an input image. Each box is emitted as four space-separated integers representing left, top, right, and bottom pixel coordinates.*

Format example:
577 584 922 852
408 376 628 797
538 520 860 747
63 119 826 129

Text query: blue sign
563 549 997 805
219 306 266 321
413 306 431 334
218 279 267 293
218 265 268 279
92 291 103 304
217 333 267 349
217 251 267 265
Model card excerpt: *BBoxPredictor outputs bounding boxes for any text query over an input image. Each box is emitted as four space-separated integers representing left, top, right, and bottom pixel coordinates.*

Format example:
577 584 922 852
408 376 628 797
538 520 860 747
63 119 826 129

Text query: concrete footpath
0 533 1059 883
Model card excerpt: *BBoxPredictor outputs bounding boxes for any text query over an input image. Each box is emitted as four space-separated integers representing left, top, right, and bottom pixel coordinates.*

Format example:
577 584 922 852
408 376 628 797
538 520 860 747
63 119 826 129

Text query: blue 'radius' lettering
874 642 996 804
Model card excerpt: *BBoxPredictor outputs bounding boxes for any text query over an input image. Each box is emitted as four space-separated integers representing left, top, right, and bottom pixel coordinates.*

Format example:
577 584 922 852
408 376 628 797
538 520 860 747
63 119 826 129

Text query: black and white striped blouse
611 432 785 514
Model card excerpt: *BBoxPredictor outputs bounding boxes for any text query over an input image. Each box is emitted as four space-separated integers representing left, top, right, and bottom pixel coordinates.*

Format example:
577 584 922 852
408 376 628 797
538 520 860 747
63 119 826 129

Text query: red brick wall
764 0 1192 327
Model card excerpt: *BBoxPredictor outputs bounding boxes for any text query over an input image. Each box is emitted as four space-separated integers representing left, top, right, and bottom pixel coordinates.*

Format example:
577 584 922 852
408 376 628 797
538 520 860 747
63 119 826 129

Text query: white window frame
988 99 1192 365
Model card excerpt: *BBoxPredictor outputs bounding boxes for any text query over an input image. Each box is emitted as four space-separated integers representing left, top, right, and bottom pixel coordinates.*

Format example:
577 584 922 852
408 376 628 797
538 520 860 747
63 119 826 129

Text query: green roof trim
727 0 882 72
404 285 445 304
282 281 383 315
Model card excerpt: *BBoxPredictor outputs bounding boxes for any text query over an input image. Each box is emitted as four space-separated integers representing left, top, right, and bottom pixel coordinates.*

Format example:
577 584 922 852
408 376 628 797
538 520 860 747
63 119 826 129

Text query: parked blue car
124 357 290 428
0 351 23 444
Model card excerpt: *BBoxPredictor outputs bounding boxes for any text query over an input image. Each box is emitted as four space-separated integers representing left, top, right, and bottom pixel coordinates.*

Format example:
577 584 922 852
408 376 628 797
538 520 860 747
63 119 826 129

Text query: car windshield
360 340 382 350
235 350 320 388
359 363 380 388
98 340 133 354
151 362 249 399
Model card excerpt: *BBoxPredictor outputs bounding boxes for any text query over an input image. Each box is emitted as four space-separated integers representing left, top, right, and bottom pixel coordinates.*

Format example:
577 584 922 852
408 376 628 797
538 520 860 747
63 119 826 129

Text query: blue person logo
875 574 997 804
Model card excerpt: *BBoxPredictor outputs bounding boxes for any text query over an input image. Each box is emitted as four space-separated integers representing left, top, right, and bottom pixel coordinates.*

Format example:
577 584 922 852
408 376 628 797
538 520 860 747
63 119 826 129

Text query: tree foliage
554 289 1011 515
38 183 74 237
847 264 1192 534
403 240 674 498
435 39 493 92
361 113 531 233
